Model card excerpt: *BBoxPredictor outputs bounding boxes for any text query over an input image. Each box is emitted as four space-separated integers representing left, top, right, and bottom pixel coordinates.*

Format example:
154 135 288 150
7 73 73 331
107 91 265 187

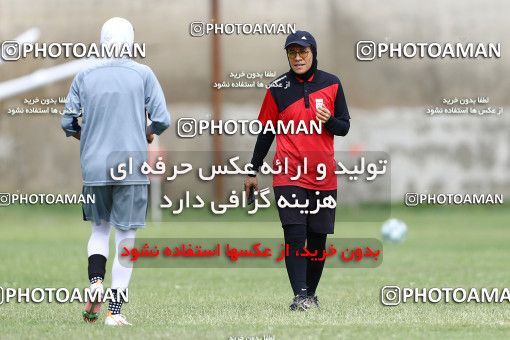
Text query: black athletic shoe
307 295 320 309
289 295 310 311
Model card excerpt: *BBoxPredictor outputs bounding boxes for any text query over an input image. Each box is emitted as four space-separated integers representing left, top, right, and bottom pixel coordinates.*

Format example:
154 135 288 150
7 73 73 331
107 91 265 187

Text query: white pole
0 58 101 101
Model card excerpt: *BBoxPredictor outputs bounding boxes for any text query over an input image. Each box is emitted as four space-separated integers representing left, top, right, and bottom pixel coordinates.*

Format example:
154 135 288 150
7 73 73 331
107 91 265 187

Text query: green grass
0 204 509 339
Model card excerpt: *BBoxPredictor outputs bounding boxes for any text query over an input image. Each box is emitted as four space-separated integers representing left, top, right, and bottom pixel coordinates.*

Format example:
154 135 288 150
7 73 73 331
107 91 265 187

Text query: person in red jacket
244 30 350 311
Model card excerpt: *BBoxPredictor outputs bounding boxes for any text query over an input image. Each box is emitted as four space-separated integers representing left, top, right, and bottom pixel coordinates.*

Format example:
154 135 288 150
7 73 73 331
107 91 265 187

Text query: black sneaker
289 295 310 311
307 295 320 309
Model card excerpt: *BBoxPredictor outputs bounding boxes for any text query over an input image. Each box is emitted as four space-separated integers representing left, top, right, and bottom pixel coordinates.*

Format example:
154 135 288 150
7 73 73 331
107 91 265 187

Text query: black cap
284 30 317 49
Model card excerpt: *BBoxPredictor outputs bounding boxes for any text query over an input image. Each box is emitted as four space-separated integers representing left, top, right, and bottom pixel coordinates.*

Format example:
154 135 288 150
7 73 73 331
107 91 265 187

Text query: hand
146 125 154 144
244 175 259 194
316 105 331 123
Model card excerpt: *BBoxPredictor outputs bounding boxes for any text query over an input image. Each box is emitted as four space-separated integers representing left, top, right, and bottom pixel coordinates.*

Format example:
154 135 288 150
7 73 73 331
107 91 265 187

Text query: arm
316 79 351 136
324 115 350 136
245 89 278 191
145 112 154 143
61 75 82 140
248 130 275 176
145 69 171 136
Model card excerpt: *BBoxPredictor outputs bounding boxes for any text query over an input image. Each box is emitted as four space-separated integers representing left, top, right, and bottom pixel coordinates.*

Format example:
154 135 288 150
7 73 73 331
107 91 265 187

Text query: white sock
111 228 136 290
87 221 111 258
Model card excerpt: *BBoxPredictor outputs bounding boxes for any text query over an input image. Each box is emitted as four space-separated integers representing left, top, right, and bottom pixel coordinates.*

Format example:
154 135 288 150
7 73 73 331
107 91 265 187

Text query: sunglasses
287 49 310 59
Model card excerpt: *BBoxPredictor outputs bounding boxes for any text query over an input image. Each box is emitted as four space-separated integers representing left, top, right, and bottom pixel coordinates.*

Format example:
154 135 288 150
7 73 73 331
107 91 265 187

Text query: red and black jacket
251 69 350 190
